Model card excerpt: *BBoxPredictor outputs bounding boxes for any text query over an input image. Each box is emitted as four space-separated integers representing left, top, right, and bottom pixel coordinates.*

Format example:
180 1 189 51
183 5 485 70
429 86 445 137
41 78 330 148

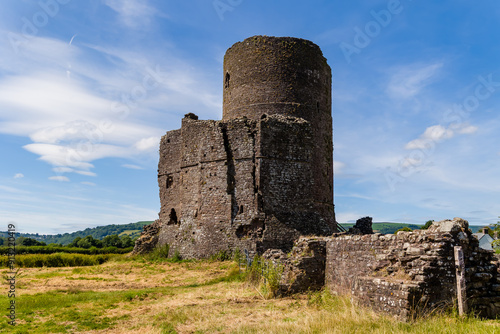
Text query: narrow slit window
166 175 173 188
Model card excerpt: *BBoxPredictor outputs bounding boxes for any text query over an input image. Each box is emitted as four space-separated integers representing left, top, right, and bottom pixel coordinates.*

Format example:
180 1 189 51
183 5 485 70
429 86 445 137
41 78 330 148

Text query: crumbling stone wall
152 114 332 258
325 218 500 320
263 218 500 320
349 216 373 235
133 219 161 254
134 35 336 258
263 237 327 295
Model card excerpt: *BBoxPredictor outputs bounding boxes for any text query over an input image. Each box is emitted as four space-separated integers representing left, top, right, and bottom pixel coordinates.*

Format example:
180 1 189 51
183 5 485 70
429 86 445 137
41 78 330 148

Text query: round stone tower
223 36 334 224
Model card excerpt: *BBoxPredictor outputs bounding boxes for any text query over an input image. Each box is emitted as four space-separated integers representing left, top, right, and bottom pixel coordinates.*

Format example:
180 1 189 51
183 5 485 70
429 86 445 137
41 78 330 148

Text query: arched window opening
168 208 178 225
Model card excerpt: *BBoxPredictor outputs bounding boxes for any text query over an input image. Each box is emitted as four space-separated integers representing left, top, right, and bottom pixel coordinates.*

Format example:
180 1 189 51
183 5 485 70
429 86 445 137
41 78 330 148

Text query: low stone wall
325 218 500 319
353 277 421 320
263 237 327 295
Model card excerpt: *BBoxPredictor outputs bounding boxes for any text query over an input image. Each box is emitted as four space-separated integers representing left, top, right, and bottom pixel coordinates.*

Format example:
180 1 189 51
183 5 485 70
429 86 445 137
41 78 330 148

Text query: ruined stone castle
134 36 500 320
134 36 336 258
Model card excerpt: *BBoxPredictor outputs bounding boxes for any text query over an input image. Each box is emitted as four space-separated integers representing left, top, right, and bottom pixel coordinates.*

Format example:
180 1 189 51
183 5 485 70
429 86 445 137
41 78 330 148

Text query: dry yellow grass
2 256 500 333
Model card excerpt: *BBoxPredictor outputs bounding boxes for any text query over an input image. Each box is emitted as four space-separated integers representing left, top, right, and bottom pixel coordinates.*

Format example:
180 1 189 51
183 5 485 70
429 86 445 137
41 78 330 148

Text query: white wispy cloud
457 125 478 135
386 63 443 99
14 173 24 179
405 125 453 150
104 0 159 28
30 120 102 144
76 170 97 177
0 32 219 179
134 136 160 151
49 176 70 182
0 74 112 137
334 160 346 174
405 123 477 150
0 185 29 194
81 181 96 186
53 167 74 173
52 167 96 177
122 164 143 170
24 143 130 169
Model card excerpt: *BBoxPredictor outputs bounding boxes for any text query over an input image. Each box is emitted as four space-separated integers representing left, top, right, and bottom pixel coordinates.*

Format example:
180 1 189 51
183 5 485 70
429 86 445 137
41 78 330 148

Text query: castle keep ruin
134 36 500 320
134 36 336 258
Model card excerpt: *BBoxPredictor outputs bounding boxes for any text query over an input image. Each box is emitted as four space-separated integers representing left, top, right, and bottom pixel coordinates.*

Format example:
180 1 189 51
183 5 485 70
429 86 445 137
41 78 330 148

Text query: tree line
0 234 135 249
0 221 151 245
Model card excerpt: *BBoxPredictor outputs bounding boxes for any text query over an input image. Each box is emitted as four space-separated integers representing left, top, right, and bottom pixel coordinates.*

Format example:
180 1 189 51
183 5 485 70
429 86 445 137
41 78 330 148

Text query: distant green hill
0 221 153 245
339 222 488 234
1 220 488 245
339 222 422 234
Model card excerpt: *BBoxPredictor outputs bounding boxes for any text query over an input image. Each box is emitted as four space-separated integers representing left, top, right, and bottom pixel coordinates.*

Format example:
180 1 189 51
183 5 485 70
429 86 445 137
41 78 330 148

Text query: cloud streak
405 124 478 150
104 0 159 28
0 32 220 181
386 63 443 99
49 176 70 182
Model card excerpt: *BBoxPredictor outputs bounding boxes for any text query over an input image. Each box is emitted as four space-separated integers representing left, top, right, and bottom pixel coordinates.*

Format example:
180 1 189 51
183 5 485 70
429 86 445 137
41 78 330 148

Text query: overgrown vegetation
0 233 136 263
0 253 112 267
421 220 434 230
0 245 132 255
394 226 413 234
1 256 498 333
243 255 284 299
489 217 500 236
139 244 187 264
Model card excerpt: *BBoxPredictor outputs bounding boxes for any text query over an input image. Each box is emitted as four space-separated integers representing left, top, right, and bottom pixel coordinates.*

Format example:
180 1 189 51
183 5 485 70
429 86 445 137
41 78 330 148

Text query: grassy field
1 256 500 333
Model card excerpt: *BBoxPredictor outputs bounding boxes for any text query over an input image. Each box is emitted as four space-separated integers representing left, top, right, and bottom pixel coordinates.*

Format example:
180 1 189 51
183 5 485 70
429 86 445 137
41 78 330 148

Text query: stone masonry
134 36 336 258
268 218 500 320
326 218 500 319
133 35 500 320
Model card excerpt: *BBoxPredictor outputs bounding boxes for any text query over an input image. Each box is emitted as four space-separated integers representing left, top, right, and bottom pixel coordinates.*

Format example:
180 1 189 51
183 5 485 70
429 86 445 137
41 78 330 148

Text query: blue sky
1 0 500 234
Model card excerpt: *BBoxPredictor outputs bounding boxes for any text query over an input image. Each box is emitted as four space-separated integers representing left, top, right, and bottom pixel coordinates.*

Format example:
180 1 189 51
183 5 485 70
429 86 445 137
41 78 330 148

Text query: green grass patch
0 282 177 332
0 245 132 255
0 253 113 268
0 287 157 333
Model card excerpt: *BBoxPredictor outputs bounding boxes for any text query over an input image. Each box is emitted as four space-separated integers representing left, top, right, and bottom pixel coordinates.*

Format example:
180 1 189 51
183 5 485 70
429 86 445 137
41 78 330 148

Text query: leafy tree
16 236 26 246
394 226 412 234
19 237 46 246
76 235 102 249
421 220 434 230
102 235 122 248
77 238 92 249
120 235 134 248
68 237 82 248
489 217 500 235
